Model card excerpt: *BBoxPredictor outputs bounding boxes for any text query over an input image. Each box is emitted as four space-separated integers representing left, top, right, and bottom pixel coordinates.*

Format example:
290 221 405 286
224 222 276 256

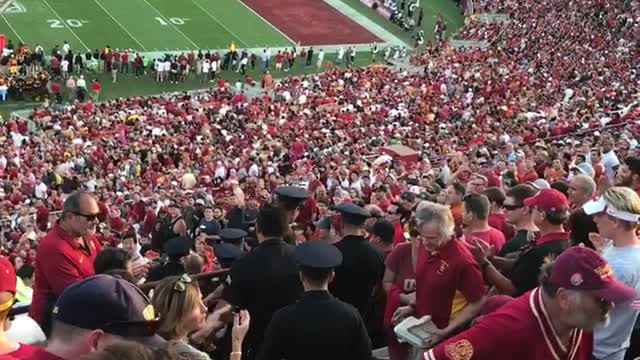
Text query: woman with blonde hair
583 186 640 360
151 274 210 360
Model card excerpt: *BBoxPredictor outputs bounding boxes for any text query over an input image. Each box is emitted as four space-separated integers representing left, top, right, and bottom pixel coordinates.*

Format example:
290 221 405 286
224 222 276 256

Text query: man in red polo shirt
468 188 571 297
30 191 103 334
425 246 636 360
393 202 485 347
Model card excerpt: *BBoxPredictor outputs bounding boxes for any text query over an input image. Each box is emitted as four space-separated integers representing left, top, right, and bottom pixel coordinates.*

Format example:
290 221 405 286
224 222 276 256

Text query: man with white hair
583 187 640 360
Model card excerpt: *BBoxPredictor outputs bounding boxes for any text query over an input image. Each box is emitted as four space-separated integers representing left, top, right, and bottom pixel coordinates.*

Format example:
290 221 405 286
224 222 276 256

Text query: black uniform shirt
257 290 372 360
329 235 384 321
222 238 303 359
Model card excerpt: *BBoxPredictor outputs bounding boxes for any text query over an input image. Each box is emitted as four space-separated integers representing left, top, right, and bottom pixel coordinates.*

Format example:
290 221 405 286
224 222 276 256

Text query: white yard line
93 0 147 51
234 0 296 46
40 0 90 50
0 14 24 43
190 0 249 48
139 0 199 48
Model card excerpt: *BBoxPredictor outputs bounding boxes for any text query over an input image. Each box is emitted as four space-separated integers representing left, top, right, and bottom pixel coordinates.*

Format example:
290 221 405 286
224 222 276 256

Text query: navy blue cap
213 243 243 262
366 219 395 244
53 275 163 344
314 216 332 230
163 236 192 257
274 186 308 208
219 228 248 244
334 202 371 226
295 241 342 270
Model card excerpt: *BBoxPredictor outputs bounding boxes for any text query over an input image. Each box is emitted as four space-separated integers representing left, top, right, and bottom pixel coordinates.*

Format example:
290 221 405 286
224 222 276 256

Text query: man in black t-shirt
498 184 538 257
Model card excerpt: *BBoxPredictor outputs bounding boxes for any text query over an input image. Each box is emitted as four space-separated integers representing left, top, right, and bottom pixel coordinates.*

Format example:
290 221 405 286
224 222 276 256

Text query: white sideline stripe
40 0 90 50
93 0 147 51
191 0 249 48
0 14 24 44
139 0 199 49
234 0 296 46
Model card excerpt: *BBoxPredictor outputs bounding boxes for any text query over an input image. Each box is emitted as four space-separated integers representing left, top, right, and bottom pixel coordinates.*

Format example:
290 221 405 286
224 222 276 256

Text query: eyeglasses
73 211 100 222
173 274 193 292
502 204 523 211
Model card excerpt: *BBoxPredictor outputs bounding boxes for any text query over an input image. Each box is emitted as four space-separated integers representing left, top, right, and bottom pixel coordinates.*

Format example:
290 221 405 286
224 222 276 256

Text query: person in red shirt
517 159 539 184
90 79 101 101
425 246 635 360
29 191 103 334
383 225 418 360
393 202 485 348
0 256 38 359
385 203 406 247
461 193 506 254
482 187 514 241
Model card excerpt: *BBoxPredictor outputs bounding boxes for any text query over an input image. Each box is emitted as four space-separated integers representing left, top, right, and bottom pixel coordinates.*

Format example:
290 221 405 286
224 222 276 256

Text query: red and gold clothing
425 287 593 360
415 239 485 330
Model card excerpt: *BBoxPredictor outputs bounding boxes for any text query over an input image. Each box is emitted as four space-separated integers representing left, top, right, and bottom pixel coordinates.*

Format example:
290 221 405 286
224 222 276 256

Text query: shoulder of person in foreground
424 294 532 359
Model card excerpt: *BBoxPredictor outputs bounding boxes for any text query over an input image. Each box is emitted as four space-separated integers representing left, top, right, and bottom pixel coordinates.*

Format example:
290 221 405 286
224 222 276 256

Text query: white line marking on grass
190 0 249 48
234 0 295 46
139 0 199 48
93 0 147 51
40 0 90 50
0 14 24 43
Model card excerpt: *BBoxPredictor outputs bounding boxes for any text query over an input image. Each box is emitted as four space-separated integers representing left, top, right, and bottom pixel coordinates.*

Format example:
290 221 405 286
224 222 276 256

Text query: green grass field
0 0 294 51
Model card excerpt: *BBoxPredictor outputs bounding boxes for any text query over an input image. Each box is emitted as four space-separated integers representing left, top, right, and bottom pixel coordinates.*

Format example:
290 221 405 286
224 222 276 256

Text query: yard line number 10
154 17 191 25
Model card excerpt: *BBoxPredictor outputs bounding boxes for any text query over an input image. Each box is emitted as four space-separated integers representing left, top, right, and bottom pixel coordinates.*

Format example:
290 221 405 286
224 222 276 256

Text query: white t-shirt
602 150 620 179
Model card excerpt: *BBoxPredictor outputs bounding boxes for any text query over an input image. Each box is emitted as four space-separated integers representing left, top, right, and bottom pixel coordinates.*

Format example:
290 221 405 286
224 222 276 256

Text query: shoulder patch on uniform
226 275 232 285
444 339 473 360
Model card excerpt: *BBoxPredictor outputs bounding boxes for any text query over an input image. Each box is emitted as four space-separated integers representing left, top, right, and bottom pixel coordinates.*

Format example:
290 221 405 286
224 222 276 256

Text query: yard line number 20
47 19 87 28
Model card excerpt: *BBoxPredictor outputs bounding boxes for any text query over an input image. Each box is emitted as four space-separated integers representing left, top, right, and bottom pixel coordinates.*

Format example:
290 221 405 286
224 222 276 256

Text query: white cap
583 196 640 222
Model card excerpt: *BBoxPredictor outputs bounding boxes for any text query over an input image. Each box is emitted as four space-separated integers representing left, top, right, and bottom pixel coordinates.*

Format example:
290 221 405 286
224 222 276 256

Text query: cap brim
583 197 606 215
523 197 537 207
588 281 637 303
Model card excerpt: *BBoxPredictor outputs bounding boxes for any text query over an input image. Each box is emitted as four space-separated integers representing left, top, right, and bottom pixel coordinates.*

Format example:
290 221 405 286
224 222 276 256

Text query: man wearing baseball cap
468 189 571 297
426 246 637 360
26 275 163 360
0 256 38 358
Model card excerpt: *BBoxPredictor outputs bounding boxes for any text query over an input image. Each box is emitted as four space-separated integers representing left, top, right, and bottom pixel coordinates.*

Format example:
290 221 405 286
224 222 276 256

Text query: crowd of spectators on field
0 0 639 359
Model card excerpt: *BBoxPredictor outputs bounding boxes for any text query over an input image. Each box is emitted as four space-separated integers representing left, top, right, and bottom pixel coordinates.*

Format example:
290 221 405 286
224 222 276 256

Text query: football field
0 0 301 52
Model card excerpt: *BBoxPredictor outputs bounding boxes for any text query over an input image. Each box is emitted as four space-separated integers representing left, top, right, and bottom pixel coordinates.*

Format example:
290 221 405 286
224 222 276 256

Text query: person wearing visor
26 275 163 360
425 246 637 360
30 191 103 335
582 187 640 360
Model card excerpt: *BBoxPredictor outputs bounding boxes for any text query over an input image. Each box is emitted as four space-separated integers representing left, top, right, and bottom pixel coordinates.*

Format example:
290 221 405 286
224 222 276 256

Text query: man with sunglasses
497 184 538 257
26 275 163 360
30 191 103 335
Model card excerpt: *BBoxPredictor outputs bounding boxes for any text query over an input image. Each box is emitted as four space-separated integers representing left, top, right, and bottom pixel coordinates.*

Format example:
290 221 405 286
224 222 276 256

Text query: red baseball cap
523 188 569 212
548 246 636 303
0 256 16 312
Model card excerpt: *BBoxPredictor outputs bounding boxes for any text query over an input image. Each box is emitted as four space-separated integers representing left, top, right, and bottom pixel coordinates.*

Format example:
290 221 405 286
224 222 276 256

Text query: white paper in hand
393 315 439 349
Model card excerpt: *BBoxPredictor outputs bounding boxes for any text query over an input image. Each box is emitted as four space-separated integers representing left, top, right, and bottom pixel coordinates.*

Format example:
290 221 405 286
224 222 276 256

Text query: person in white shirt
601 137 620 180
34 181 47 199
61 59 69 79
316 49 325 70
210 59 218 81
76 75 86 90
155 59 163 82
62 41 70 55
201 59 210 83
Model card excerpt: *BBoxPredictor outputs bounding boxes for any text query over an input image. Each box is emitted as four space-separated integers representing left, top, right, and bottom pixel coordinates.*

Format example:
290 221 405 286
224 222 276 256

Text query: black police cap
274 186 309 208
294 240 342 270
219 228 248 244
213 243 243 262
163 236 192 257
334 202 371 226
366 219 395 243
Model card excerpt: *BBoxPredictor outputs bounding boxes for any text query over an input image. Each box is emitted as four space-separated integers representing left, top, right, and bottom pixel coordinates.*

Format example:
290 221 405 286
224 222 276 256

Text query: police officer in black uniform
257 240 372 360
273 186 308 244
147 235 191 282
329 202 385 325
220 204 303 360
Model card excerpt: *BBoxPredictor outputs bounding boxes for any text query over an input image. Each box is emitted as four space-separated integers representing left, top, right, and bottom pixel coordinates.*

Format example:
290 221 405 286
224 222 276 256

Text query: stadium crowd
0 0 640 358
